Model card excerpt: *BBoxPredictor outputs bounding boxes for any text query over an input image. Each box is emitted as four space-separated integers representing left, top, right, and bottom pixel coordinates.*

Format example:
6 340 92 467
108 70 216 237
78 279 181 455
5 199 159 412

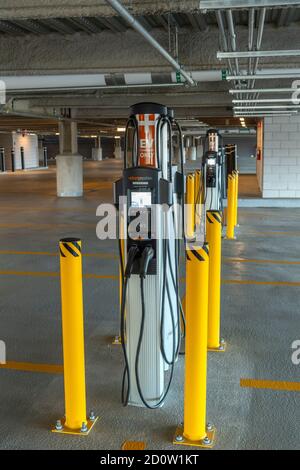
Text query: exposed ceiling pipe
234 111 297 115
235 105 300 109
219 49 300 59
230 88 300 94
226 10 240 77
247 9 255 100
233 98 299 103
227 70 300 80
251 7 267 98
225 10 242 98
0 70 224 92
200 1 300 10
105 0 195 86
6 83 185 94
248 9 255 75
215 11 233 76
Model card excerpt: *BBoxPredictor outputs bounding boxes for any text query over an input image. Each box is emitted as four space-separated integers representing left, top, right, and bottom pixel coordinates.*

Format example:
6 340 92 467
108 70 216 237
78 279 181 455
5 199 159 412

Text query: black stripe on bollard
43 147 48 167
20 147 25 170
62 242 80 258
11 149 15 172
0 148 5 172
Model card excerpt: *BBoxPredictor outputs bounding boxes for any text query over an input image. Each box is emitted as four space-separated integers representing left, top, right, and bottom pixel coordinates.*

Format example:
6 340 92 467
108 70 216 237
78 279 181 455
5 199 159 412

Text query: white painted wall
263 116 300 198
12 132 39 169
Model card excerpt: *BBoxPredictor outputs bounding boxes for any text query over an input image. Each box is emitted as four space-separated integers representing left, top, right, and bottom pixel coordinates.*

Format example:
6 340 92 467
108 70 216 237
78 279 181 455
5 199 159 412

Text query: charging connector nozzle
139 246 154 279
125 245 139 279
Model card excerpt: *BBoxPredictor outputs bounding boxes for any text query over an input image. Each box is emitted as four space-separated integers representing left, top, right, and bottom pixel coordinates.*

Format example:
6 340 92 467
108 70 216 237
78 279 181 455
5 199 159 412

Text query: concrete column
185 136 191 161
38 140 44 165
56 120 83 197
189 146 197 161
196 140 204 161
92 136 103 161
114 138 123 160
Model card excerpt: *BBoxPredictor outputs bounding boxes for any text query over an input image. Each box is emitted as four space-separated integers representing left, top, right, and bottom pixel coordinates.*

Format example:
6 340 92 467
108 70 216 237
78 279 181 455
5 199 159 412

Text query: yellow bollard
206 211 226 352
186 174 195 239
53 238 98 436
194 170 202 228
232 172 237 227
234 171 239 227
174 243 216 448
113 215 124 346
225 175 236 240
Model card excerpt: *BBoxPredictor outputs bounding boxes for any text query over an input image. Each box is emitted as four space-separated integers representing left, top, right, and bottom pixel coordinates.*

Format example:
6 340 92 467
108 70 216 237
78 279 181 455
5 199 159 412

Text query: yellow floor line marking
241 378 300 392
0 270 118 280
84 253 117 259
0 270 297 286
224 257 300 265
0 361 63 374
250 231 300 237
0 251 299 266
84 273 118 280
223 279 300 287
121 441 146 451
0 270 59 278
0 250 117 259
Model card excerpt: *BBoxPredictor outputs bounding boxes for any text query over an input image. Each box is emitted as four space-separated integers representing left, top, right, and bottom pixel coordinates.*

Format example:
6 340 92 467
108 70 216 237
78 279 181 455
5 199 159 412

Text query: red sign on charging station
137 113 159 168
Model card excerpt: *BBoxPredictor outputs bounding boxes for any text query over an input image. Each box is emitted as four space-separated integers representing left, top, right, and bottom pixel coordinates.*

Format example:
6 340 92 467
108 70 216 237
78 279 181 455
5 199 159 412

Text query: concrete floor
0 160 299 450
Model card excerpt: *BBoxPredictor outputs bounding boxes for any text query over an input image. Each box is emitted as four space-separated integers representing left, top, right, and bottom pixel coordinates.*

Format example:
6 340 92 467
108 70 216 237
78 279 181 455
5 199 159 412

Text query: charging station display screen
207 158 216 166
131 191 152 208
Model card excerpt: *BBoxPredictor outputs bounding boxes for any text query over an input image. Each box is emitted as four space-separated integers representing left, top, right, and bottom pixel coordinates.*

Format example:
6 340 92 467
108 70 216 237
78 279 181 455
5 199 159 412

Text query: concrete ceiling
0 1 300 134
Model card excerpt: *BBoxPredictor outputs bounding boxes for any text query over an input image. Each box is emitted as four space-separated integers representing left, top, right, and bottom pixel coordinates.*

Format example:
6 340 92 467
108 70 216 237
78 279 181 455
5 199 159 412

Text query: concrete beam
20 91 232 109
0 1 200 20
71 107 234 119
0 29 220 75
0 25 300 76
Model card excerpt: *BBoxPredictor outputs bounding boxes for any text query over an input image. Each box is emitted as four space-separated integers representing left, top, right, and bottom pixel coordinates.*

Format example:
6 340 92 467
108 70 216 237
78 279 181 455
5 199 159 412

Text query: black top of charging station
167 108 175 119
206 129 219 136
130 102 168 116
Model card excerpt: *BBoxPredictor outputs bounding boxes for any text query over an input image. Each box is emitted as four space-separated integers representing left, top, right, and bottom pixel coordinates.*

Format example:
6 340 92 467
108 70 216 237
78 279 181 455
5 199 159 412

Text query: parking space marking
241 378 300 392
0 361 63 374
0 250 117 259
224 257 300 265
0 270 118 280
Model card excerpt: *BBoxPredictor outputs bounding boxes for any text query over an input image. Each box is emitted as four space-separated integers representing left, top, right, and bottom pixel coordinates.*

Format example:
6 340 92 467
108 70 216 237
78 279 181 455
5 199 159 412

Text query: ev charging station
114 102 184 409
203 129 222 213
202 129 226 214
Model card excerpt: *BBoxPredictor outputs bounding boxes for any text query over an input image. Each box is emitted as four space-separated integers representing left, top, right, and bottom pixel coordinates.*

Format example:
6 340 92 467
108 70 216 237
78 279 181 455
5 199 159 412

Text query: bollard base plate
224 236 237 240
112 335 122 346
52 417 99 436
208 340 227 353
173 425 216 448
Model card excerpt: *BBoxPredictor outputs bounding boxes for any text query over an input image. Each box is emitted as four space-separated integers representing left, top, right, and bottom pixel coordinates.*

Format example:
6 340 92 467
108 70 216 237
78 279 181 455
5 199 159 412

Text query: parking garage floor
0 161 299 450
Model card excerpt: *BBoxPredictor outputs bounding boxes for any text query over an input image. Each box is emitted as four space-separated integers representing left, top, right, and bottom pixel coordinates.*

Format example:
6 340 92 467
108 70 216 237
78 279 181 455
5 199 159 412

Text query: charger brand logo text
292 80 300 104
291 340 300 365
